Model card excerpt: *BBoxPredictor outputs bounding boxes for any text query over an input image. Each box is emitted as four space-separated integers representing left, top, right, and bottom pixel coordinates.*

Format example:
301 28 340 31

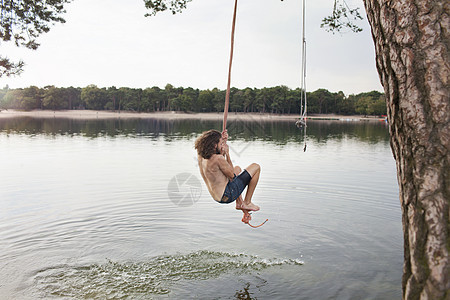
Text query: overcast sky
1 0 383 95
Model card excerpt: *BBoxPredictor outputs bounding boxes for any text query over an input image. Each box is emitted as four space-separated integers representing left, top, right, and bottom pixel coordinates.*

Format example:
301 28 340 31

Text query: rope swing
223 0 237 132
246 216 269 228
223 0 267 228
296 0 308 152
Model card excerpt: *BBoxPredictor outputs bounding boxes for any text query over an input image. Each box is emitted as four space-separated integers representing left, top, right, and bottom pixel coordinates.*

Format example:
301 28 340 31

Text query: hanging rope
241 211 268 228
223 0 238 132
223 0 267 228
296 0 308 152
247 218 269 228
300 0 307 121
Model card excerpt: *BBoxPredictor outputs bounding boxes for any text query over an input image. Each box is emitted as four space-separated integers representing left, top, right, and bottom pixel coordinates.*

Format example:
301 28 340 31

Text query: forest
0 84 386 116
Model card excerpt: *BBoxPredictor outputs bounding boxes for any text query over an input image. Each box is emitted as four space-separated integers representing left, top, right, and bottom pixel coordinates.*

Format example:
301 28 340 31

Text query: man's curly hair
195 129 221 159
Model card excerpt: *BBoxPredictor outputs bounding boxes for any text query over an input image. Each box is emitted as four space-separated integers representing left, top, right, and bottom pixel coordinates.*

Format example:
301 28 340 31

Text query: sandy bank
0 110 385 122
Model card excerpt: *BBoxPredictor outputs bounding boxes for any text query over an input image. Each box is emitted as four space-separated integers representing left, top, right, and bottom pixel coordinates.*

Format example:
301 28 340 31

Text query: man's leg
233 166 244 210
241 163 260 211
233 165 253 223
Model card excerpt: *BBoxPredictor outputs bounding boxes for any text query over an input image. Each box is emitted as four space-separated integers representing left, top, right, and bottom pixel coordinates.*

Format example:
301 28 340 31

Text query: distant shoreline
0 109 386 122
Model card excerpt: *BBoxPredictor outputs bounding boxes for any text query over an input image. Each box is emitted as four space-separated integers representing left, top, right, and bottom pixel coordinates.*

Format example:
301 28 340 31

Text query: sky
1 0 383 95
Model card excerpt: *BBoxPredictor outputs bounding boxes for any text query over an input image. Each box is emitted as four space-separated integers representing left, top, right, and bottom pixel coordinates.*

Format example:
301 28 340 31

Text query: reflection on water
0 116 389 144
0 116 400 299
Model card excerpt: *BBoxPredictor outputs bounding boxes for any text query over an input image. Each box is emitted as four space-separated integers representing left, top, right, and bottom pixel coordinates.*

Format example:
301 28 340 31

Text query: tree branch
321 0 363 34
143 0 192 17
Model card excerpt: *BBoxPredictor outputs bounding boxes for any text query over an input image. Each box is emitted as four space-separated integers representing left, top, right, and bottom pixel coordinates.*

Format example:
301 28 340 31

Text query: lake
0 116 402 299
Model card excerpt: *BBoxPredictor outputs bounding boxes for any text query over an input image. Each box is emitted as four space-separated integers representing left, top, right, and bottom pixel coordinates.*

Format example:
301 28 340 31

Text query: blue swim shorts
218 170 252 204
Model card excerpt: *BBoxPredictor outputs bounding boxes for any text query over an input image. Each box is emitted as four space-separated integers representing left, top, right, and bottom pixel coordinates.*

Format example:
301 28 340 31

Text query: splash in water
33 250 303 298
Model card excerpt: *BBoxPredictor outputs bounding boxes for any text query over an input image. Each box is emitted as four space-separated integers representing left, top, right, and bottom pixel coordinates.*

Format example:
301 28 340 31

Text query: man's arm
223 143 234 172
217 154 235 180
220 130 235 179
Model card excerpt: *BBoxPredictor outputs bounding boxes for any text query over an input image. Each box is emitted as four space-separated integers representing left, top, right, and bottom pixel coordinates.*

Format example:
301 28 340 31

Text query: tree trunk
363 1 449 299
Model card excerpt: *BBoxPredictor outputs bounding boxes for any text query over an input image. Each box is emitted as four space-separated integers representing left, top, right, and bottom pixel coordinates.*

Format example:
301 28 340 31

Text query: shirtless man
194 129 260 222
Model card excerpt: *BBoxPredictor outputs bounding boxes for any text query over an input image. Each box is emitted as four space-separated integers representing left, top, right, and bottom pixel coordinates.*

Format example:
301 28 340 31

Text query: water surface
0 117 401 299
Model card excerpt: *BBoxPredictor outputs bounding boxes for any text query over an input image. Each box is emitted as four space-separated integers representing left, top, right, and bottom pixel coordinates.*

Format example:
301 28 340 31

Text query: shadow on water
0 116 390 145
234 282 260 300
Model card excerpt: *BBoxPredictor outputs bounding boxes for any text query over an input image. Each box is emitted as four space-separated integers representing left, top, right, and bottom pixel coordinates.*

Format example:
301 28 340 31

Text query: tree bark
362 0 449 299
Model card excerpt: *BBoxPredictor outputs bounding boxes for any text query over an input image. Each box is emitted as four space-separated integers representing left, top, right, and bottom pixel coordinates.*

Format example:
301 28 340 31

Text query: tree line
0 84 386 116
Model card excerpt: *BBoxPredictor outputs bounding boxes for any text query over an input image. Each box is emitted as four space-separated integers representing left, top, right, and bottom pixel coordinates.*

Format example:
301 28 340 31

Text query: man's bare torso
197 154 229 201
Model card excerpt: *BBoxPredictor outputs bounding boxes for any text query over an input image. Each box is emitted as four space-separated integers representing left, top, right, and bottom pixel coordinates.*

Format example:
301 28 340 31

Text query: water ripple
32 250 303 298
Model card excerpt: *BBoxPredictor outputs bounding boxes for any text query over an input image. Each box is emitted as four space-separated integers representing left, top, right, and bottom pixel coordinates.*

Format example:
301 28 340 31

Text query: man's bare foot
240 202 260 211
241 210 251 223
